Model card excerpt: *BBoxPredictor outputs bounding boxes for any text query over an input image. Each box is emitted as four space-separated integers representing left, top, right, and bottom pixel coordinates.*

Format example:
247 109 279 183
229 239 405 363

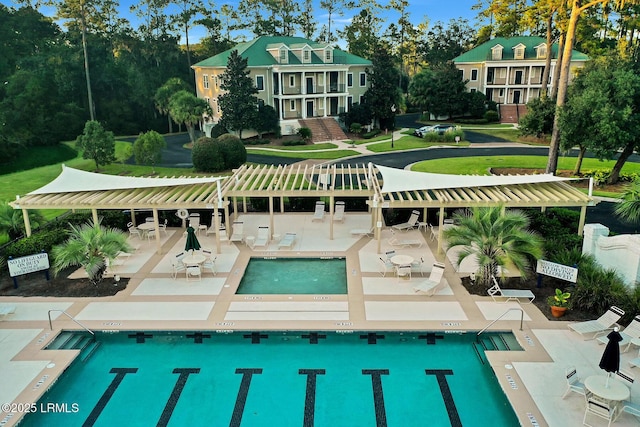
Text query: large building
453 36 588 120
192 36 372 137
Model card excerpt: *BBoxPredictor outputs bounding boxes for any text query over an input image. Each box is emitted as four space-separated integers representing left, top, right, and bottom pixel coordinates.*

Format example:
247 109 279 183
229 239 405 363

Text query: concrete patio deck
1 213 639 427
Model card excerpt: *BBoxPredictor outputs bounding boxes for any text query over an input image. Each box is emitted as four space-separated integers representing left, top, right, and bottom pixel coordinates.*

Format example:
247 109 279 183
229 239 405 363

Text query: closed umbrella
599 327 622 387
185 226 201 253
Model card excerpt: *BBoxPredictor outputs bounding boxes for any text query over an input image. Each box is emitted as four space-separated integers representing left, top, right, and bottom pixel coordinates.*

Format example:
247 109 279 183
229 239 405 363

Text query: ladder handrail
477 307 523 338
48 310 94 336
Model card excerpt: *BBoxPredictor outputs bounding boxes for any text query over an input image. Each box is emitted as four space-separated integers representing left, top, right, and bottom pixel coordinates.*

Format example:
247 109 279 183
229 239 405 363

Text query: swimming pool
22 330 520 426
236 258 347 294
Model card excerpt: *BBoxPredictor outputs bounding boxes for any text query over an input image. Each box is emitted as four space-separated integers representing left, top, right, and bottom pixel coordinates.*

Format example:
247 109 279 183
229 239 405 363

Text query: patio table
182 254 205 267
390 254 414 266
585 375 630 402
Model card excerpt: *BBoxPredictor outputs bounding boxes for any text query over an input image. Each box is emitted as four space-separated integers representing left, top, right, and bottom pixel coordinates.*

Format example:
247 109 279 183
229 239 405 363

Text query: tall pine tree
218 50 258 138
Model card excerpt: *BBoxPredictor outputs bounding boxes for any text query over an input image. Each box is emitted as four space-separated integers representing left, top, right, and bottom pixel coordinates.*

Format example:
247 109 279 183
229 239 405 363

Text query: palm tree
443 206 544 288
0 202 44 240
614 179 640 223
51 220 132 285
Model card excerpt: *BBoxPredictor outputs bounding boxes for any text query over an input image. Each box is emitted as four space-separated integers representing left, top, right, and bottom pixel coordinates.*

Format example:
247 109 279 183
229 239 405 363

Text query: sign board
536 260 578 283
8 253 50 277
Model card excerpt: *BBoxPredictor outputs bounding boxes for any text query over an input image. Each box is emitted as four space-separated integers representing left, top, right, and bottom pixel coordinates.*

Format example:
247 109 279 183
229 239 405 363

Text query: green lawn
245 148 360 159
466 128 522 141
246 142 338 152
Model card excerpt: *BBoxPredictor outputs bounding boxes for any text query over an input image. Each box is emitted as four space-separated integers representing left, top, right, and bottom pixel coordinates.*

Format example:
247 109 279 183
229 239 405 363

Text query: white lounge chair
388 229 423 248
230 221 244 243
333 201 345 222
487 276 535 304
598 315 640 352
205 213 223 235
278 233 296 249
568 306 625 340
413 262 446 295
392 210 420 232
350 227 373 237
253 226 270 248
312 201 325 222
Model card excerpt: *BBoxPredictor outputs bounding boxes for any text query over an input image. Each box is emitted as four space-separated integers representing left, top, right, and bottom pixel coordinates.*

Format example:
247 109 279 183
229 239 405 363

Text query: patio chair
171 260 186 279
333 201 345 222
616 370 635 387
568 306 625 340
253 226 270 248
487 276 535 304
230 221 244 243
583 396 617 427
411 257 425 277
201 250 216 276
127 222 142 239
312 201 325 222
186 266 201 281
562 365 586 399
218 226 229 243
392 210 420 232
388 229 423 248
620 400 640 420
378 258 394 277
189 216 200 233
396 265 412 281
598 315 640 352
413 262 446 295
385 250 396 261
429 224 438 241
158 219 168 234
205 213 223 236
278 233 296 249
629 349 640 369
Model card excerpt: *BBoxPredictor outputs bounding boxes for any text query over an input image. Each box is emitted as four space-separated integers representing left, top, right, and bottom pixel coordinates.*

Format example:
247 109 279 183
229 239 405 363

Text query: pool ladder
48 309 94 335
477 308 523 337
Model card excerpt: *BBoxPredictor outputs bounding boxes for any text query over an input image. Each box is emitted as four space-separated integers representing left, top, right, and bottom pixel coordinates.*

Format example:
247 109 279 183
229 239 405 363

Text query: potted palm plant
548 288 571 318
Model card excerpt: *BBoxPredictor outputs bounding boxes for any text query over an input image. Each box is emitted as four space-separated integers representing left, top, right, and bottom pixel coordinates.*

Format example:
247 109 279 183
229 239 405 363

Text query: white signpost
536 260 578 283
7 252 50 288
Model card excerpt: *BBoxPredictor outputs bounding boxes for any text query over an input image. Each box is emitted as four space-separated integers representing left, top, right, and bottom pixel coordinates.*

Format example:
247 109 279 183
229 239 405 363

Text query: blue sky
1 0 481 44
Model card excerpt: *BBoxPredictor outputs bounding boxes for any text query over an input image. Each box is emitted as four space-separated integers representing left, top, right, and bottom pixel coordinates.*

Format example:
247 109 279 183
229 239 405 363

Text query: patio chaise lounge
597 315 640 352
388 229 423 248
278 233 296 249
413 262 446 295
568 305 625 340
253 226 270 248
487 276 535 304
312 201 325 222
230 221 244 243
350 227 373 237
391 210 420 232
333 201 345 222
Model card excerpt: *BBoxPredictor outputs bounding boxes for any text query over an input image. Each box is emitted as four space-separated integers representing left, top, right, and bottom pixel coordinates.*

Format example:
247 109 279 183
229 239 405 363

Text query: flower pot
550 306 568 318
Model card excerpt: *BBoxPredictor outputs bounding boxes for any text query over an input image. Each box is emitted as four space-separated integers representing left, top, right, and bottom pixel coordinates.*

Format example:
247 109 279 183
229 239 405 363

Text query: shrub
297 127 312 142
350 123 362 134
192 136 224 172
362 129 381 139
484 110 500 122
422 128 464 143
569 260 628 315
4 229 68 259
209 123 227 138
282 140 306 146
583 169 639 185
217 133 246 169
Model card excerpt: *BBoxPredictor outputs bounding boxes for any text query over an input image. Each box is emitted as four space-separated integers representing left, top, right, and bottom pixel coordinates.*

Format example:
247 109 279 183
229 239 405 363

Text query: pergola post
578 206 587 236
242 197 247 213
269 196 274 237
233 197 238 220
280 196 284 213
92 208 99 226
224 203 230 233
152 208 162 254
423 207 428 225
21 208 32 237
376 205 383 254
437 206 445 254
130 209 136 226
329 195 334 240
213 207 221 253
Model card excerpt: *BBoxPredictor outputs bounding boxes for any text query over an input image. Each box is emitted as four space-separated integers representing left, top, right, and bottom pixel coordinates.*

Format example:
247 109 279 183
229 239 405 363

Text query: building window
214 75 218 89
203 75 209 89
471 69 478 81
347 96 353 109
499 68 506 78
491 46 503 60
303 50 310 62
514 46 525 60
279 48 287 62
499 89 504 97
359 95 364 104
359 72 366 87
347 73 353 87
537 44 547 59
470 88 477 93
325 50 332 61
216 97 221 113
289 75 295 87
256 75 264 91
290 100 296 111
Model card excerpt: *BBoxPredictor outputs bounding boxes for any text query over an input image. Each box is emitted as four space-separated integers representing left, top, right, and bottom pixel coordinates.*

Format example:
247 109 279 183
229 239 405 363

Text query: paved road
396 113 510 143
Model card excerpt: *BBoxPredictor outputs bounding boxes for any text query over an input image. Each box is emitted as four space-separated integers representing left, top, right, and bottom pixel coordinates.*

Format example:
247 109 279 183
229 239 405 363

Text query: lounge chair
568 305 625 340
487 276 535 304
378 258 394 277
278 233 296 249
350 227 373 237
253 226 270 248
205 213 223 235
0 305 16 320
388 229 423 248
598 315 640 352
333 201 345 222
230 221 244 243
413 262 446 295
312 201 325 222
392 210 420 232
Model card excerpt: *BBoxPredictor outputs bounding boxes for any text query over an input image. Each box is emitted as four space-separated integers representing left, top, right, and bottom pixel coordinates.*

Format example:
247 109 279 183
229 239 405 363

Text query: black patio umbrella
599 327 623 387
185 226 201 253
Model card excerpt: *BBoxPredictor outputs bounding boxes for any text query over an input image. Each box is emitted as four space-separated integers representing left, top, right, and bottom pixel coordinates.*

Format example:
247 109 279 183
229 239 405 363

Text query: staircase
298 118 348 143
472 332 523 365
46 331 101 362
498 104 528 123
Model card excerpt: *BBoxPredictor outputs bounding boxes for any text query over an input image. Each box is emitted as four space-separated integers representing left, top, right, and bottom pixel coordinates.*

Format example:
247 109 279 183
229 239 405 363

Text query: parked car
413 124 457 137
412 126 433 137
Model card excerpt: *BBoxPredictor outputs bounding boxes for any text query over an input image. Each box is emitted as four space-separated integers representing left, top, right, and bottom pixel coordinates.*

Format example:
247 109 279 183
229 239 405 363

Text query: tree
51 220 132 285
133 130 166 173
192 136 224 172
299 0 317 39
408 63 468 119
519 96 557 138
443 206 544 289
420 19 476 67
614 179 640 222
169 90 210 143
0 202 44 240
254 104 279 139
319 0 352 43
340 102 373 129
218 50 258 139
76 120 116 170
154 77 190 133
364 43 401 130
169 0 205 72
339 4 384 59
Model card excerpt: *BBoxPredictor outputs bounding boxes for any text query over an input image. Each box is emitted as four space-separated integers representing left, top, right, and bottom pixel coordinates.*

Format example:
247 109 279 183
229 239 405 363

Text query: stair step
81 340 101 362
46 331 74 350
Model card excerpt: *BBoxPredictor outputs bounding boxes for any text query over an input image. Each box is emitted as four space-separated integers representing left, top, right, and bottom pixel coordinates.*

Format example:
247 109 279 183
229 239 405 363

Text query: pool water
236 258 347 294
22 331 519 426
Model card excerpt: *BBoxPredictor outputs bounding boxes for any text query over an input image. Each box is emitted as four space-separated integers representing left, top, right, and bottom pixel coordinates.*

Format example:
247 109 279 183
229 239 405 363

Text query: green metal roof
193 36 371 68
453 36 589 63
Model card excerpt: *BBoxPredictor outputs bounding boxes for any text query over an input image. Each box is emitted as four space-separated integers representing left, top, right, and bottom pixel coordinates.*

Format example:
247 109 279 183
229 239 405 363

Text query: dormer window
279 47 288 64
324 48 332 62
513 43 526 60
491 45 503 60
536 44 547 59
303 49 310 63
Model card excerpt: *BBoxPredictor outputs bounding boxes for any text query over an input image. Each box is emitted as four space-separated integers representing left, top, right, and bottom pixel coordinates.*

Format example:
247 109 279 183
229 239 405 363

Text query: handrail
477 308 523 338
48 310 94 336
